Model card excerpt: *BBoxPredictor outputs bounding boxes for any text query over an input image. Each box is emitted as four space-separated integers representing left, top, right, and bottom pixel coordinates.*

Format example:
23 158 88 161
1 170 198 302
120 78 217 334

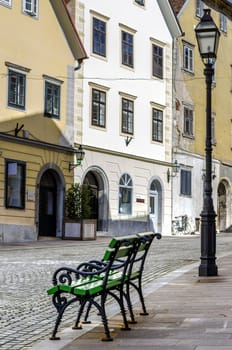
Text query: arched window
119 173 133 214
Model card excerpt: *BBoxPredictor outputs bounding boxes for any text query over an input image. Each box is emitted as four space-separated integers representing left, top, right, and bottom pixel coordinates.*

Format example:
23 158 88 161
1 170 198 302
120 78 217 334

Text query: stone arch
82 166 109 232
217 178 231 232
148 176 163 233
36 163 65 238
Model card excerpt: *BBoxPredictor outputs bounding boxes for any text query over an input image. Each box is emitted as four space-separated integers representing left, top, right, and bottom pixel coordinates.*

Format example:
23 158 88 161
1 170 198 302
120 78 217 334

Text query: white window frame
119 92 137 136
23 0 38 17
8 69 26 110
220 13 227 33
43 76 63 119
119 173 133 215
119 24 136 70
183 43 194 73
0 0 12 7
90 10 109 59
180 169 192 197
196 0 204 18
183 106 194 137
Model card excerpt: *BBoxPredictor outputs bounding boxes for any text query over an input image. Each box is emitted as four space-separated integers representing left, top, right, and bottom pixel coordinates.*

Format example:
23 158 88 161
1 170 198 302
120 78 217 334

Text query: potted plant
64 183 96 240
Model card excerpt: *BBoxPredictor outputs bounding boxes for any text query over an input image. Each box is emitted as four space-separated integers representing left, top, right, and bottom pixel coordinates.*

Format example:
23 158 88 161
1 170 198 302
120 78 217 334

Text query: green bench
47 232 161 341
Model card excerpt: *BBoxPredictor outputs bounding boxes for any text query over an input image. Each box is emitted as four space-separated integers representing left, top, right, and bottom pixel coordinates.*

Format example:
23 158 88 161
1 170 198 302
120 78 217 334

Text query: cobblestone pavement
1 232 232 350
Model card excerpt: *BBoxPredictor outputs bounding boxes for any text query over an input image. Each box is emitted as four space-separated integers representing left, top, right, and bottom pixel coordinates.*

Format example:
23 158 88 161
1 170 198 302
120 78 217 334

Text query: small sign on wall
136 195 145 203
27 189 35 201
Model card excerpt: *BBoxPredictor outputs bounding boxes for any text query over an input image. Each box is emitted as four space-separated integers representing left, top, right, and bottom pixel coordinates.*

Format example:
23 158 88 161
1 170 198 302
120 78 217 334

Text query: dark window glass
44 81 60 119
152 44 163 79
91 88 106 127
93 17 106 57
5 160 26 209
184 107 193 136
122 98 134 134
8 70 26 109
180 169 191 196
183 45 193 72
152 108 163 142
122 31 133 68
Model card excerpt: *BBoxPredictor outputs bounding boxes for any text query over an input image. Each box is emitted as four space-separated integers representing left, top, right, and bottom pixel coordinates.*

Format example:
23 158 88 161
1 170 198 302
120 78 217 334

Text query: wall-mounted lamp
69 145 85 171
167 160 180 183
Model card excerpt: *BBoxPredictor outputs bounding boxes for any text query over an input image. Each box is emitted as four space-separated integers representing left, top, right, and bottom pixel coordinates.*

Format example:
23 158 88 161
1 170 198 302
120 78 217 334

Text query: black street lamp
195 9 220 277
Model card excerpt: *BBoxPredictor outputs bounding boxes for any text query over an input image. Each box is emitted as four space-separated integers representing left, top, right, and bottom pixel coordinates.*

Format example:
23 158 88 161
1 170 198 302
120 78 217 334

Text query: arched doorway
218 181 227 231
36 165 65 239
83 171 98 220
39 171 57 236
149 179 162 233
83 168 108 232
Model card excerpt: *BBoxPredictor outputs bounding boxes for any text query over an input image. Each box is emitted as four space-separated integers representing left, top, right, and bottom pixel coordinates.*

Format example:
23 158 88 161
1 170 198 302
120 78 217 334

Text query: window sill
44 113 60 119
182 68 194 76
182 133 195 140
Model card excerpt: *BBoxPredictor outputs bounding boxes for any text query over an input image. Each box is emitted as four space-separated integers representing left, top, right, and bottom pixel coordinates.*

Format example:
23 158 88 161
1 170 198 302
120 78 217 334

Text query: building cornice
0 133 75 154
203 0 232 20
82 144 172 168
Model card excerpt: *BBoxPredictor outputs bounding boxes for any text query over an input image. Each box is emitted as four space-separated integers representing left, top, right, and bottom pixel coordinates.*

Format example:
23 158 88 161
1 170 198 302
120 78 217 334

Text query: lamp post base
199 258 218 276
199 209 218 277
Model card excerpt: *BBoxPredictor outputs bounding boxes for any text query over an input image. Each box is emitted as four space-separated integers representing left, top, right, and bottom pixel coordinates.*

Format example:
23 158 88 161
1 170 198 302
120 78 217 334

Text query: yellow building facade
170 0 232 231
0 0 86 242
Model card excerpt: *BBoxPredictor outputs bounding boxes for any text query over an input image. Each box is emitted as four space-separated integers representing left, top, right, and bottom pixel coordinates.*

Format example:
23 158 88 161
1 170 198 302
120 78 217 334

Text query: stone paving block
2 235 232 349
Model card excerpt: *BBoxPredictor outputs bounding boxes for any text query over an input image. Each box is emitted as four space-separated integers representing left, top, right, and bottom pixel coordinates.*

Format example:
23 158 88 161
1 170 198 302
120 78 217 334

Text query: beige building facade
0 0 86 242
170 0 232 232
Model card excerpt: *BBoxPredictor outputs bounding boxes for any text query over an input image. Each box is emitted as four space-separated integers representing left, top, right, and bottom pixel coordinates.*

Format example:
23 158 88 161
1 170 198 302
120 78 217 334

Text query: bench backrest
104 232 161 285
116 232 161 283
102 236 138 285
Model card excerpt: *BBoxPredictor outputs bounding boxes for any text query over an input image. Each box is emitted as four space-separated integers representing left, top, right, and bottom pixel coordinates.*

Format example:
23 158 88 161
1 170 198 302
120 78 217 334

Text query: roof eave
157 0 183 38
203 0 232 20
49 0 88 62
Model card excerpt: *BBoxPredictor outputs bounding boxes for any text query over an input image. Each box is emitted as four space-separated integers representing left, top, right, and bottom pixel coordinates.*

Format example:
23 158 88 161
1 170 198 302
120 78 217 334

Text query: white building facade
69 0 182 236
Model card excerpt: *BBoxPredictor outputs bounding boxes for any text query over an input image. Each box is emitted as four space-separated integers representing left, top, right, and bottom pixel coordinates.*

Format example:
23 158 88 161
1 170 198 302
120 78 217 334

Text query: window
122 98 134 135
135 0 144 6
8 70 26 110
152 44 163 79
92 17 106 57
183 107 193 136
196 0 204 18
180 169 191 196
91 88 106 128
152 108 163 142
5 160 26 209
23 0 38 16
121 31 134 68
220 13 227 33
44 81 60 119
0 0 11 7
119 173 133 215
183 43 194 73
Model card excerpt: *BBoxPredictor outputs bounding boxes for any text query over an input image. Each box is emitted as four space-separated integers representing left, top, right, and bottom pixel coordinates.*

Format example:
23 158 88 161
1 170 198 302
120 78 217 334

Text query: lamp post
195 9 220 277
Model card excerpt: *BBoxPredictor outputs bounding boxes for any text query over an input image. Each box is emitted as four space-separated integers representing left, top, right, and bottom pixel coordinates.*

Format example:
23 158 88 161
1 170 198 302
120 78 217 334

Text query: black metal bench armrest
52 261 109 286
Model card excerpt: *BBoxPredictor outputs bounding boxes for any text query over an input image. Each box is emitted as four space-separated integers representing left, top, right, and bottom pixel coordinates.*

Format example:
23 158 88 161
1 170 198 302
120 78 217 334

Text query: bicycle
172 215 192 235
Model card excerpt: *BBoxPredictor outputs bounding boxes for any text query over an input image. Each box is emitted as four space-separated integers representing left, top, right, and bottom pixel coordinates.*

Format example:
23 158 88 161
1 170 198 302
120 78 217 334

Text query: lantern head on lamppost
195 9 220 64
